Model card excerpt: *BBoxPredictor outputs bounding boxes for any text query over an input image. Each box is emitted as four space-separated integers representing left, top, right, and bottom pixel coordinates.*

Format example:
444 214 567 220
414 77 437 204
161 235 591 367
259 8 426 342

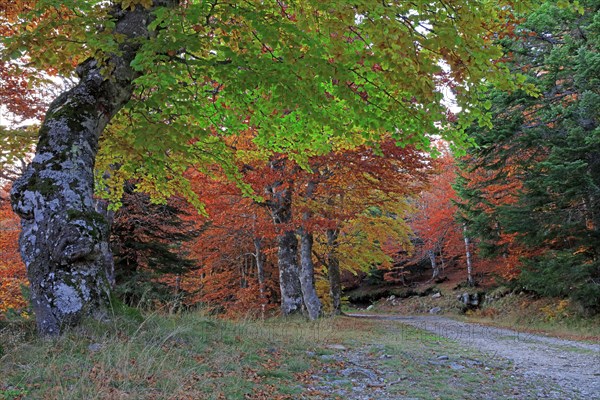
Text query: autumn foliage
0 188 27 316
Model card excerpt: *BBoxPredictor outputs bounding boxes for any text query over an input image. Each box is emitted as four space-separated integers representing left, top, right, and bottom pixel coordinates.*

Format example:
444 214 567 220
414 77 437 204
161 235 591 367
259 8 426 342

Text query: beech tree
409 152 462 281
3 0 530 334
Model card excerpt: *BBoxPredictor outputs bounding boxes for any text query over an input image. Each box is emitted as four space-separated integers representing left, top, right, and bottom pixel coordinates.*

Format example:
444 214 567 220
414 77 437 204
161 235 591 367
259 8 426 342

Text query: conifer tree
457 0 600 314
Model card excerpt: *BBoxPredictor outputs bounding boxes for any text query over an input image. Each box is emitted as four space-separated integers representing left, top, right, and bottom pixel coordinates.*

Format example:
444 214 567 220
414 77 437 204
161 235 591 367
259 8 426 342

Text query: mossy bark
9 2 177 336
299 228 322 320
266 164 304 316
278 229 303 315
298 180 322 320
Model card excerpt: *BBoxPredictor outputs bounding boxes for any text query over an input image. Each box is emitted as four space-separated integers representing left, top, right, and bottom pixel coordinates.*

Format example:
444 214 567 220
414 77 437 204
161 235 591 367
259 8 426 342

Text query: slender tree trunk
9 2 176 335
428 249 439 280
240 256 248 288
326 228 342 315
463 224 474 286
253 237 265 298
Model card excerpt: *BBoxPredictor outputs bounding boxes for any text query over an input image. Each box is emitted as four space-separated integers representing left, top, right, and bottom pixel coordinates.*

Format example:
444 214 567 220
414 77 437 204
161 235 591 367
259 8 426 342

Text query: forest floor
1 310 599 399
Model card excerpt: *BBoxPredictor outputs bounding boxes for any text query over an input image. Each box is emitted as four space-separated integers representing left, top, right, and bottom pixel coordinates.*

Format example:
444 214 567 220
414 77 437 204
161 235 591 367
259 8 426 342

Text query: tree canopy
1 0 539 334
3 0 532 203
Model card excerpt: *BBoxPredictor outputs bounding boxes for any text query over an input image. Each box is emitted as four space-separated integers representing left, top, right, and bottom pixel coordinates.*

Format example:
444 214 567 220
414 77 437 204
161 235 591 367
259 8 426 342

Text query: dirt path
348 313 600 399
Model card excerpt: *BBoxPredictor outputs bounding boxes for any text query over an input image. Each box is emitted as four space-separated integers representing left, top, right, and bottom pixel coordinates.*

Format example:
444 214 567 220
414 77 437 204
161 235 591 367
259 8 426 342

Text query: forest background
1 0 599 333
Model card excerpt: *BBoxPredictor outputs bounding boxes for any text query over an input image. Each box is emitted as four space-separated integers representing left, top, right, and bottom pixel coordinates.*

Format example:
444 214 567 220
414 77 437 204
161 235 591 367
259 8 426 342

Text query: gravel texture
346 314 600 399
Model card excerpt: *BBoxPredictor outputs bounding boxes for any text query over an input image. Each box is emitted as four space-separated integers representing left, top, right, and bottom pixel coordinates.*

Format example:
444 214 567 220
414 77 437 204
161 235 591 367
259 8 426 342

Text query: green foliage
457 0 600 314
2 0 536 206
107 294 144 323
111 185 200 307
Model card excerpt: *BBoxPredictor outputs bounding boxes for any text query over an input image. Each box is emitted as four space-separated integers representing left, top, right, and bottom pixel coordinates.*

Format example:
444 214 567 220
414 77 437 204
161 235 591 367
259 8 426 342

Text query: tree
457 0 600 313
4 0 530 334
409 151 463 281
181 166 280 317
110 183 199 306
308 140 428 310
183 138 428 317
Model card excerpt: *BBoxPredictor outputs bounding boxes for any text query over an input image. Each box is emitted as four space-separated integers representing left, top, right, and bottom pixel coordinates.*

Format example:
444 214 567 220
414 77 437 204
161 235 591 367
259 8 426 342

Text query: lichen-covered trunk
326 228 342 315
9 3 173 335
299 228 322 320
267 170 303 316
278 229 303 315
297 180 321 319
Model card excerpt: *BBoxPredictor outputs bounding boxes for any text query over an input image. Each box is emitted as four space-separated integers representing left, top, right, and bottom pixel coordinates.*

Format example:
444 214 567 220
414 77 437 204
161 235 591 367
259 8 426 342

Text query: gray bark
253 237 265 298
463 224 474 286
428 249 440 280
266 165 303 315
9 2 176 335
278 229 303 315
299 227 322 320
298 180 321 320
326 228 342 315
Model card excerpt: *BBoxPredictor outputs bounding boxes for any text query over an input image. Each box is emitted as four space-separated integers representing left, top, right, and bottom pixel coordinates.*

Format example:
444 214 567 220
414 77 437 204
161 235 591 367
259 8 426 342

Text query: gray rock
432 292 442 298
429 306 442 314
340 367 378 381
88 343 103 352
329 379 352 386
327 344 347 350
320 354 337 361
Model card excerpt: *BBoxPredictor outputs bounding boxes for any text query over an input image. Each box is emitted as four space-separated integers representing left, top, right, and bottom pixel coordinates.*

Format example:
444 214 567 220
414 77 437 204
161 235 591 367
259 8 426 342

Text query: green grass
346 284 600 341
0 307 575 400
461 294 600 341
0 311 320 400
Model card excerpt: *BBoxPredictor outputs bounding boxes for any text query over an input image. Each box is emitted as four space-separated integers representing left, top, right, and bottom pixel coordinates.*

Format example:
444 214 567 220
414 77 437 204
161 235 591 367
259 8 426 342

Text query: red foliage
0 2 46 122
0 187 28 316
180 168 280 317
411 153 463 262
458 149 541 280
181 136 429 315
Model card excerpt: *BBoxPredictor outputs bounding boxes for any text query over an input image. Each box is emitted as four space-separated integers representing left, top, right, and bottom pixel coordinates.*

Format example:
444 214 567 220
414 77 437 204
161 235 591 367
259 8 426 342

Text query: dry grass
1 303 590 400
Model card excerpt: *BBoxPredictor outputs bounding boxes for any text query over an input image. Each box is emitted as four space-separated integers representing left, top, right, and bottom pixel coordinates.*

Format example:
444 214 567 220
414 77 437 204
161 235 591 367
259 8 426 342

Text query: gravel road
349 314 600 399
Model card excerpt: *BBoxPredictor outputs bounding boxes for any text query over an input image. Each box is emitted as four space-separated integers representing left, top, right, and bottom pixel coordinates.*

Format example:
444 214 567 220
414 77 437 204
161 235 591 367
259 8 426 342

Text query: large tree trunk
253 237 265 298
298 180 321 320
278 229 303 315
266 165 303 316
326 228 342 315
9 2 174 335
299 227 322 320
